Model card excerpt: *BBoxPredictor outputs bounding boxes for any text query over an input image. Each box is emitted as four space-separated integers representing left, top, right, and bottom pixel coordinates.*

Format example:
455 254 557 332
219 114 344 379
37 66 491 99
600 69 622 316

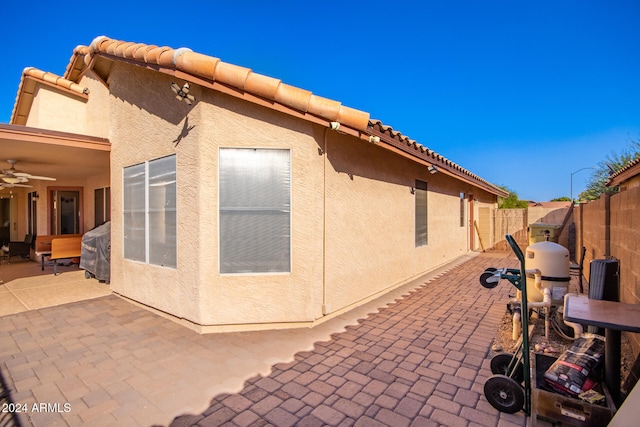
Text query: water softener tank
525 241 570 303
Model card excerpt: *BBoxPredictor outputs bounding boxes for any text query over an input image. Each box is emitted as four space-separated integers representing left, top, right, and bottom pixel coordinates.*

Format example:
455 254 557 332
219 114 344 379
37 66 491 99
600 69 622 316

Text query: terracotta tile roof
14 35 508 198
368 121 508 196
65 36 369 131
528 201 571 208
11 67 89 125
606 156 640 187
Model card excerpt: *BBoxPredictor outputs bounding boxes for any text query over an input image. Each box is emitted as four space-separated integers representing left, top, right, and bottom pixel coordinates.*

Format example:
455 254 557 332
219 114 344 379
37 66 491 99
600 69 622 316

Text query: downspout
321 125 329 316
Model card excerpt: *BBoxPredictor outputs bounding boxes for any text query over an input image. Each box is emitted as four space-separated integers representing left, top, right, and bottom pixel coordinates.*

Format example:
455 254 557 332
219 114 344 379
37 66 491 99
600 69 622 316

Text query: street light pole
570 166 596 204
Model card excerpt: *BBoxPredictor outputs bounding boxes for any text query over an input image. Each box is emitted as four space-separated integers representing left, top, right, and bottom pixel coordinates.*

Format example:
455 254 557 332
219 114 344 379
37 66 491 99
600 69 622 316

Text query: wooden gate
493 209 528 251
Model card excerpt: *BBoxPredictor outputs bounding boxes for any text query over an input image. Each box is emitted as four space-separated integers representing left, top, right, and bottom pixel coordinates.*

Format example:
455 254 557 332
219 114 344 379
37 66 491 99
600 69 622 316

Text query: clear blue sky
2 1 639 201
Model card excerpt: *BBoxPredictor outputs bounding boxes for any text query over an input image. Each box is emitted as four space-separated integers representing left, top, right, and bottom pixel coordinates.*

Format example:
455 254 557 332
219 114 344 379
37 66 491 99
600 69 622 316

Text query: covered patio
0 259 110 317
0 124 110 271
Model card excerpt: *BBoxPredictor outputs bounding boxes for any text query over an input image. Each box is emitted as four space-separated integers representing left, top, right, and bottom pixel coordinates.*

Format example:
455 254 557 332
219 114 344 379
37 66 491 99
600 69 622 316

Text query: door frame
48 186 84 235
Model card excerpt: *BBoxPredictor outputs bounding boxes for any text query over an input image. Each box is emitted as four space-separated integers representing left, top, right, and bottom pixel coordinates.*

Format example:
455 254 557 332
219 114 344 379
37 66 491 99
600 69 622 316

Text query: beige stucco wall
101 61 498 331
105 61 325 326
323 132 478 313
27 86 86 134
25 73 109 139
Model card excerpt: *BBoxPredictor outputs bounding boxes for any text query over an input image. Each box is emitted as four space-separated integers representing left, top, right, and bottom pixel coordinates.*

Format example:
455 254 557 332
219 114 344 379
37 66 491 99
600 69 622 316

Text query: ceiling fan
0 159 56 189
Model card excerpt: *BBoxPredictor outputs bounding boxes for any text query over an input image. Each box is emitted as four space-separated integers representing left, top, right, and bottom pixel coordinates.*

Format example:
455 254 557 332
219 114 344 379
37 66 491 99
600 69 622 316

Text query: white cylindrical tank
525 241 570 303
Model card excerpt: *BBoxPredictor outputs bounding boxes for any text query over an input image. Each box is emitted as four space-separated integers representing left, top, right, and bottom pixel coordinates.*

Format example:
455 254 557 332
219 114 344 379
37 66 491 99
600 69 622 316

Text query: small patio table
564 294 640 406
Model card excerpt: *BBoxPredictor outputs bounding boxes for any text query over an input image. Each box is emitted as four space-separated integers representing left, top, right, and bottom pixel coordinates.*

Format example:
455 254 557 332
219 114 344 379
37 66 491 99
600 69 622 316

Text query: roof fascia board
25 76 90 101
0 124 110 151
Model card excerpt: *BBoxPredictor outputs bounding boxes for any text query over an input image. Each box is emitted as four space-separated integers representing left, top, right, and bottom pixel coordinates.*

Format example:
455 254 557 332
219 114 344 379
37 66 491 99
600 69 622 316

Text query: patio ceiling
0 124 110 182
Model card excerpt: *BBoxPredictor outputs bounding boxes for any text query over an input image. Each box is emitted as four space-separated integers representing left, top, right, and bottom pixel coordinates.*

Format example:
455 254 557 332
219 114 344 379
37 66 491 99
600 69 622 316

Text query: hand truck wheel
484 374 525 414
490 353 524 383
479 270 500 289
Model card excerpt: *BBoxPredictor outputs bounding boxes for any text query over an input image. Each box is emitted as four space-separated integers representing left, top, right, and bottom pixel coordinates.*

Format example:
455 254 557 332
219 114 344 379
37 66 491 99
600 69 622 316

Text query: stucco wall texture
32 61 497 332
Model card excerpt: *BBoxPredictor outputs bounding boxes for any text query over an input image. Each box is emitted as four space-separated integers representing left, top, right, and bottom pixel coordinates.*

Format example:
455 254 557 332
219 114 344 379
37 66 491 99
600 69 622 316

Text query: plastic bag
543 334 605 397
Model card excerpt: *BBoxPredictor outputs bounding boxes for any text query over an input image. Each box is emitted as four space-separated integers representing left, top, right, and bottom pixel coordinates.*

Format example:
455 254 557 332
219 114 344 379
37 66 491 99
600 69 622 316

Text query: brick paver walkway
1 252 526 426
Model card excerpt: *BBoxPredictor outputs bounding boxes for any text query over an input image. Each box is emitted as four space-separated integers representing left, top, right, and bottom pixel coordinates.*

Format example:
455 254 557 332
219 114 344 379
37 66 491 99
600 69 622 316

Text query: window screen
123 155 176 268
123 164 146 262
415 180 428 247
219 148 291 274
149 156 177 268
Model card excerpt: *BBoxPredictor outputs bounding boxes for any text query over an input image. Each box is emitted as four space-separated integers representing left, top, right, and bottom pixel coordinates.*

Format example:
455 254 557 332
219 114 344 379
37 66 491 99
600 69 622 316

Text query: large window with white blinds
123 155 176 268
219 148 291 274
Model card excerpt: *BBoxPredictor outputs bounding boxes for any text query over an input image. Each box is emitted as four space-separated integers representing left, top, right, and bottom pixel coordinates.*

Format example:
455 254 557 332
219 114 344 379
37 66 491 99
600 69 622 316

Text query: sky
1 1 639 201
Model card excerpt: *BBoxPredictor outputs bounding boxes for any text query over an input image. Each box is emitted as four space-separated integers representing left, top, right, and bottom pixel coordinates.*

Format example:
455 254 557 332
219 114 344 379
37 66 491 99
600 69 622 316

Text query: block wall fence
574 186 640 355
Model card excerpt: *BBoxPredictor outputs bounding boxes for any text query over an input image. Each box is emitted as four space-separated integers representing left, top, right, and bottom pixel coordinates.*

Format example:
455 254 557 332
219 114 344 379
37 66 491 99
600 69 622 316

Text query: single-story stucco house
1 36 508 332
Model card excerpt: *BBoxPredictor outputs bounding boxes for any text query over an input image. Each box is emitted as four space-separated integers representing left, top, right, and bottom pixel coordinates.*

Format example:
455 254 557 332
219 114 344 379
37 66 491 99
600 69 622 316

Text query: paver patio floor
1 251 527 426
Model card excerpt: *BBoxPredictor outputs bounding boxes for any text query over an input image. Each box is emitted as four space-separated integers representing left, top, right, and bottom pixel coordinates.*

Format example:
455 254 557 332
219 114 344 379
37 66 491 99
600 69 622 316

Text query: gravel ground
491 306 635 393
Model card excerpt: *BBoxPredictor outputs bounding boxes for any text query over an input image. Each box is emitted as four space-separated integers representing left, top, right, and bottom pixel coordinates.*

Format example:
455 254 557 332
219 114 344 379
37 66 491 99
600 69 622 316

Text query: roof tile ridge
79 36 370 130
368 119 507 194
23 67 89 95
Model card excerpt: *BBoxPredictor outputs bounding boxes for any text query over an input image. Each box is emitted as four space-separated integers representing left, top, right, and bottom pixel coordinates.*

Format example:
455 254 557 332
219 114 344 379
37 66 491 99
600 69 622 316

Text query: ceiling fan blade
25 175 56 181
1 183 32 188
171 83 180 93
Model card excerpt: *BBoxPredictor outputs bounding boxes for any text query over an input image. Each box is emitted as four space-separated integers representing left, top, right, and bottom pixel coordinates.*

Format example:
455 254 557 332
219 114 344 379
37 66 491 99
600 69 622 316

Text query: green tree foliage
498 185 529 209
579 137 640 201
551 196 571 202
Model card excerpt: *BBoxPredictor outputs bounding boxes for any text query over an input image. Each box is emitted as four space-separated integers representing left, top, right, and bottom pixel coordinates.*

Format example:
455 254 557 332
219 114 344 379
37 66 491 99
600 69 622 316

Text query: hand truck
479 234 532 415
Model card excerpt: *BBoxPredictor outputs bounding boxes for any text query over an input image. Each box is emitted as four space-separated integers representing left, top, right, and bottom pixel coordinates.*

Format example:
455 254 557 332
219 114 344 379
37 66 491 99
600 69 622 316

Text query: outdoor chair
1 234 34 263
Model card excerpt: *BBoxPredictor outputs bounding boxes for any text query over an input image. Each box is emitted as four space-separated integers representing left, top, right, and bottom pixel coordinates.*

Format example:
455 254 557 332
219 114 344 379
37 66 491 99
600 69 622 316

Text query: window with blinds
219 148 291 274
123 155 176 268
460 192 466 227
415 180 428 247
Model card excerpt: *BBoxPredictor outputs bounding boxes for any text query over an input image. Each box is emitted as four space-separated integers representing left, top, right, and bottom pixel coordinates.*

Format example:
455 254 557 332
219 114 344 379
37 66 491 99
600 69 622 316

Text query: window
95 187 111 227
219 148 291 274
415 180 428 247
123 155 176 268
28 191 37 236
460 192 466 227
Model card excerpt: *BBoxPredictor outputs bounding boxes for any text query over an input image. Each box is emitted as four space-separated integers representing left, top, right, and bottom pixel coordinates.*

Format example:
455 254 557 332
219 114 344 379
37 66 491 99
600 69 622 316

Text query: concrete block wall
577 188 640 354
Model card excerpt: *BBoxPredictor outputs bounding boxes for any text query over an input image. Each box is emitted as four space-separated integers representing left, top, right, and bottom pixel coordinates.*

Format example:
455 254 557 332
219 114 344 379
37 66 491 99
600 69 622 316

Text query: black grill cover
80 221 111 282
